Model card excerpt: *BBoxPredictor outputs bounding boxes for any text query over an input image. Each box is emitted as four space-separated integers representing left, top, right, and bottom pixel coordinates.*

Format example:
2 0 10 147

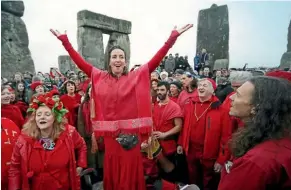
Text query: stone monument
1 0 35 78
280 20 291 70
196 4 229 70
58 55 76 74
77 10 131 71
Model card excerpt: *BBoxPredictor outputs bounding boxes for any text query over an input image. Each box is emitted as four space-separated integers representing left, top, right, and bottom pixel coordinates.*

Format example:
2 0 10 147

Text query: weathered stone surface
104 32 130 70
196 4 229 69
77 27 105 70
1 0 24 17
1 11 35 78
287 20 291 52
280 52 291 69
58 55 76 74
213 59 229 70
77 10 132 34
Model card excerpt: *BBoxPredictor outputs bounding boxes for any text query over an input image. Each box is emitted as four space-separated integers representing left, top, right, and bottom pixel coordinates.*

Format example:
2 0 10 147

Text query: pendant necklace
194 102 212 121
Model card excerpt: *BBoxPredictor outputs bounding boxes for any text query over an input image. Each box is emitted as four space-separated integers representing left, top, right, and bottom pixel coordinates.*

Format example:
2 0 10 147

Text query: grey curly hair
229 71 253 86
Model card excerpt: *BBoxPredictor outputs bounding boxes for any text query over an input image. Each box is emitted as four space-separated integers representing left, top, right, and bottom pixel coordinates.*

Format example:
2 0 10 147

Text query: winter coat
8 125 87 190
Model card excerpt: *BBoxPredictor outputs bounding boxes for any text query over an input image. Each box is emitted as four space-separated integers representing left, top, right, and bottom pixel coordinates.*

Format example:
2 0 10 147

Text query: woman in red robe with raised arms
51 24 192 190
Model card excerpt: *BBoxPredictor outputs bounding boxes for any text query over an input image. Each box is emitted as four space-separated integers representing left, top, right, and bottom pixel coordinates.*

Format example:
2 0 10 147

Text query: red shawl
90 65 153 137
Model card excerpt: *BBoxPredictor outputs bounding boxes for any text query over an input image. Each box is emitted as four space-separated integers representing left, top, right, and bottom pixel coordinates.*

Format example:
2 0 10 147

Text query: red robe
152 100 182 155
219 138 291 190
178 96 232 189
59 30 179 190
1 104 24 129
60 94 82 127
177 89 198 110
8 125 87 190
1 118 21 190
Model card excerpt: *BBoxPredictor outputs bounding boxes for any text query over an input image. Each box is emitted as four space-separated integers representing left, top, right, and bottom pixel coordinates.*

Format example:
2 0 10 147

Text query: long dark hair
82 84 92 103
107 46 128 76
231 76 291 157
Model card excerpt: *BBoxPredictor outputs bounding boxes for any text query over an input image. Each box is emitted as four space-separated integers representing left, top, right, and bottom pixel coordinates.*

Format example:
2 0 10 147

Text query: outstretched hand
174 24 193 35
50 29 67 38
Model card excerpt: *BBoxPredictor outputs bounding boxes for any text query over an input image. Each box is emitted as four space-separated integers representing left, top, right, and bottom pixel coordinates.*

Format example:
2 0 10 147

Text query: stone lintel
77 10 131 34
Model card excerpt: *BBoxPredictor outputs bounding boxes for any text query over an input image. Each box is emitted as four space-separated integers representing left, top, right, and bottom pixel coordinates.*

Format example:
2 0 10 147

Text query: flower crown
27 93 68 122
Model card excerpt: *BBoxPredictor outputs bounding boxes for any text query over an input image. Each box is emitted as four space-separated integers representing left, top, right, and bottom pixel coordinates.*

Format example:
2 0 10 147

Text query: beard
157 94 167 101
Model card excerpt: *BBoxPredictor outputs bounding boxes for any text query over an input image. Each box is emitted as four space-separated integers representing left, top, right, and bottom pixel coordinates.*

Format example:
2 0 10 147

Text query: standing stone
77 27 105 69
58 55 76 74
77 10 131 70
104 32 130 70
287 20 291 52
1 0 35 78
196 4 229 70
280 20 291 69
213 59 229 70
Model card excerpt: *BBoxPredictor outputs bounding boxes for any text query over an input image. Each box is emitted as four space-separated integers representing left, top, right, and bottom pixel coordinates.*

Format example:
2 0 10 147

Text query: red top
60 94 82 127
177 89 198 111
152 100 182 155
1 118 21 190
1 104 24 129
219 138 291 190
59 31 179 136
169 96 178 103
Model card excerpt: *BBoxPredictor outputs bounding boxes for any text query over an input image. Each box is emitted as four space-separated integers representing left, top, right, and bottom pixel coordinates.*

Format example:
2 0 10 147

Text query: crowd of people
1 24 291 190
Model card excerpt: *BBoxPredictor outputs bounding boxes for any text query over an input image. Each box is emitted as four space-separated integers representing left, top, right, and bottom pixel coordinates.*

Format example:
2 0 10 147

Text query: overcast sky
22 0 291 72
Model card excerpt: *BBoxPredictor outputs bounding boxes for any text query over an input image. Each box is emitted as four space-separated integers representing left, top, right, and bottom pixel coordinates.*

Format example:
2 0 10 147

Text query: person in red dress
177 72 198 110
218 76 291 190
177 78 232 190
50 24 193 190
60 80 82 127
1 118 21 190
8 93 87 190
152 81 183 181
169 81 182 103
1 86 24 129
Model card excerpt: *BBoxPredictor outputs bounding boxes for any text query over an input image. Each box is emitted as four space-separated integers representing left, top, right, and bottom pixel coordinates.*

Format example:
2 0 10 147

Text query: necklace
194 102 212 121
39 138 55 151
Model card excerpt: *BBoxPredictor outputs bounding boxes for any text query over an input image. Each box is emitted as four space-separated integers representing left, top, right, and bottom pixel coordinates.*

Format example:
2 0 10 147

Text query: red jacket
179 96 232 165
8 125 87 190
1 118 21 190
219 138 291 190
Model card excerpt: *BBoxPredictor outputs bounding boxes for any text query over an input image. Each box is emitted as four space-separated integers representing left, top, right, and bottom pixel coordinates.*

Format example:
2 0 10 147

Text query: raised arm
147 24 193 73
50 29 94 77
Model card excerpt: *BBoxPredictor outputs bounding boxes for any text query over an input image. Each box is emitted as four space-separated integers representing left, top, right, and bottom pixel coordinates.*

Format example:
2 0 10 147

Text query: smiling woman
50 24 192 190
8 93 87 190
